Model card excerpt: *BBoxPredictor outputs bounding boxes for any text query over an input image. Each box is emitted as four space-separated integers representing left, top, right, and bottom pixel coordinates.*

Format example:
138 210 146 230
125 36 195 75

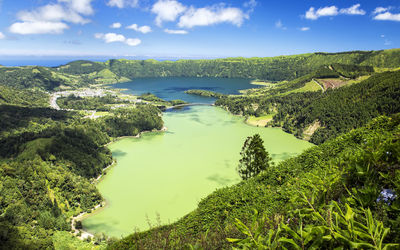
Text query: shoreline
250 80 272 86
71 125 168 240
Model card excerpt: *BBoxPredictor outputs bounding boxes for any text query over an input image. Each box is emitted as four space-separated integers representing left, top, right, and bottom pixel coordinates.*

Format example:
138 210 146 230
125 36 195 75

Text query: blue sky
0 0 399 58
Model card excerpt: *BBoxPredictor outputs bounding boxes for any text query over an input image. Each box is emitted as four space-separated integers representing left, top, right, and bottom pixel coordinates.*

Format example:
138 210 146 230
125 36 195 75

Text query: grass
94 111 112 117
250 80 274 86
246 113 275 127
52 231 107 250
345 75 371 86
279 80 321 96
81 63 93 67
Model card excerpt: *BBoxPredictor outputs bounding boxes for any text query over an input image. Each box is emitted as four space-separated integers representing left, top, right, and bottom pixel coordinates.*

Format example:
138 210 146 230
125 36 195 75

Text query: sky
0 0 399 59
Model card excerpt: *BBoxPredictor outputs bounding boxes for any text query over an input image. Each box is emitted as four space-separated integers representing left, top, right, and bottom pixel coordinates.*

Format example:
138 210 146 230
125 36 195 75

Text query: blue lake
112 77 259 103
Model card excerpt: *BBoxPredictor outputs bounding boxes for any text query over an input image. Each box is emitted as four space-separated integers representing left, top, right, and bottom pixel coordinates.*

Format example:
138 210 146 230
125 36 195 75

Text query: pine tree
237 134 272 180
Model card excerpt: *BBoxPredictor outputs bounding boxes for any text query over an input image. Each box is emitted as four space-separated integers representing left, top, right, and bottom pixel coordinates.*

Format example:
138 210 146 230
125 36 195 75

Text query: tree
238 134 272 180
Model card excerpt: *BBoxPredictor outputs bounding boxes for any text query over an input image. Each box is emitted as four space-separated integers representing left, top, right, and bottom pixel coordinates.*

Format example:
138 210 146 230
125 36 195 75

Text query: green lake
83 105 313 238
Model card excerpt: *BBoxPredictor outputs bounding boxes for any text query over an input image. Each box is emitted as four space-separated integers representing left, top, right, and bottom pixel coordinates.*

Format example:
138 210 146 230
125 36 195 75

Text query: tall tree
237 134 272 180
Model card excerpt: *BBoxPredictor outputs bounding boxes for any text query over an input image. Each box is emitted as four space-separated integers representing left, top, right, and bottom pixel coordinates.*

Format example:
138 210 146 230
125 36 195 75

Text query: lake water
112 77 260 103
83 77 313 237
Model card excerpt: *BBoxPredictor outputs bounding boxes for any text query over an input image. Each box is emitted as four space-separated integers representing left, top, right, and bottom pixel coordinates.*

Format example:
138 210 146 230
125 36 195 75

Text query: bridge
164 103 214 110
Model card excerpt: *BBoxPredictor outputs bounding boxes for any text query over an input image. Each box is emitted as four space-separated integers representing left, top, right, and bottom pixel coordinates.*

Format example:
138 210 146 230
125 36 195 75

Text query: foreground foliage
237 134 272 180
110 114 400 249
0 99 163 248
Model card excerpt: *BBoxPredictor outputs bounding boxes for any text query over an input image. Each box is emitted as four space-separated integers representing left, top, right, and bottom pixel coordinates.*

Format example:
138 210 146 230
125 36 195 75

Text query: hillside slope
55 49 400 82
217 70 400 144
110 114 400 249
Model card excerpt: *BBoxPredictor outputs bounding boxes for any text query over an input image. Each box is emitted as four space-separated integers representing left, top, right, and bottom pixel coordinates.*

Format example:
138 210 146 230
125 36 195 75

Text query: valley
0 49 399 249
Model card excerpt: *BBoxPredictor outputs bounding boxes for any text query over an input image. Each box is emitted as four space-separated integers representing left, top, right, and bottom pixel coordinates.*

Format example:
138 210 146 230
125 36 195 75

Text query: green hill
216 70 400 144
0 85 49 107
101 49 399 81
0 66 65 90
1 49 400 249
110 114 400 249
50 49 400 84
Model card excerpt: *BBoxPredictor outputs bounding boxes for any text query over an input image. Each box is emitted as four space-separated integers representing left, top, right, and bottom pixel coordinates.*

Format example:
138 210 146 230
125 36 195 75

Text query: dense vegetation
57 94 128 111
237 134 272 180
110 114 400 249
0 85 49 107
0 66 64 90
54 49 398 82
1 48 400 249
0 158 102 249
55 60 106 75
0 83 163 248
138 93 187 107
99 105 163 137
185 89 225 98
0 49 397 93
217 70 400 144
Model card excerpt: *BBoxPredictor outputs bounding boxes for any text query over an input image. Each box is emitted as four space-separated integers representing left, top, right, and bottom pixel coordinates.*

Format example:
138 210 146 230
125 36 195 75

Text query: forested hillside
54 49 400 82
110 114 400 249
1 48 400 249
0 49 399 92
0 84 163 248
0 66 65 90
0 85 49 107
217 69 400 144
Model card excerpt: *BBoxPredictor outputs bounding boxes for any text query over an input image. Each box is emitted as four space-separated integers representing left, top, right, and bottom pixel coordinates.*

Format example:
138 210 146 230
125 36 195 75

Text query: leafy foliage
217 70 400 144
57 94 128 111
101 49 399 81
185 89 226 98
55 60 106 75
237 134 272 180
0 66 64 90
110 114 400 249
0 85 49 107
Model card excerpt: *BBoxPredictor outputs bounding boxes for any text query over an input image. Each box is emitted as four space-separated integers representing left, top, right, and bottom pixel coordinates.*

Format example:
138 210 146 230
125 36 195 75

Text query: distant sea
0 57 109 67
0 55 215 67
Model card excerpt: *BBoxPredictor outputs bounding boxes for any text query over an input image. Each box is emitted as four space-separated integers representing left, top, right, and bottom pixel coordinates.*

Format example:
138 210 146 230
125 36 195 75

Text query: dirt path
71 205 100 240
49 94 61 110
312 79 324 92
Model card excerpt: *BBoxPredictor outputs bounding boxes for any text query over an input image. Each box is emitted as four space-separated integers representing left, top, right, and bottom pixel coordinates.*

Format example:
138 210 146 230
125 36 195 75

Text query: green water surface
83 106 313 237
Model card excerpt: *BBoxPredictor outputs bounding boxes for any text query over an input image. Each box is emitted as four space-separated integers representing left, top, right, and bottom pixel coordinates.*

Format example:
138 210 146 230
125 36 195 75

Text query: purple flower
377 189 397 205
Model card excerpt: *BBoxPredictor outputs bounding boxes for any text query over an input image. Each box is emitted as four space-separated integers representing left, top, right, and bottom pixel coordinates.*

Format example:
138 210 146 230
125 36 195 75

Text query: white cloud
178 5 247 28
151 0 253 29
59 0 94 15
243 0 257 13
107 0 139 8
17 4 90 24
126 24 152 33
305 7 318 20
151 0 186 26
125 38 141 46
373 7 388 15
339 4 365 15
305 4 367 20
374 12 400 22
164 28 188 34
10 21 68 35
381 34 385 38
275 20 286 30
95 33 141 46
316 6 338 17
0 32 5 39
300 27 310 31
110 22 122 28
9 0 94 34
